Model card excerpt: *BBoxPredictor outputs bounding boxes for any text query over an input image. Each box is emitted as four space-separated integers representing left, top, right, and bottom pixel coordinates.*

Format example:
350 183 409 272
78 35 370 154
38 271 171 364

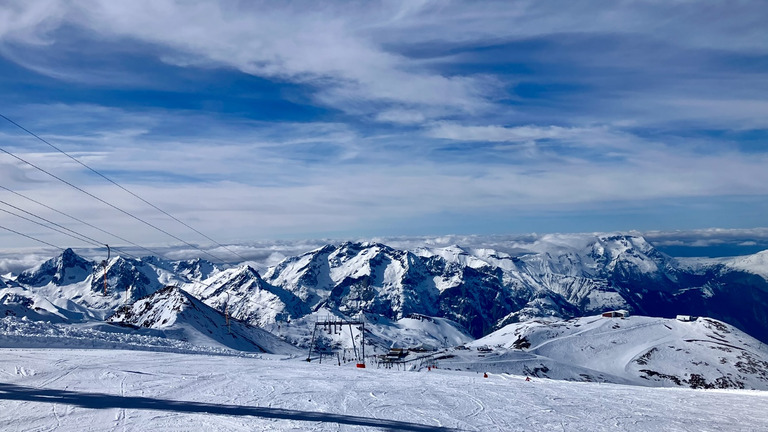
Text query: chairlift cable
0 184 165 258
0 223 64 251
0 199 143 258
0 205 103 247
0 113 248 262
0 205 135 260
0 198 144 260
0 144 227 263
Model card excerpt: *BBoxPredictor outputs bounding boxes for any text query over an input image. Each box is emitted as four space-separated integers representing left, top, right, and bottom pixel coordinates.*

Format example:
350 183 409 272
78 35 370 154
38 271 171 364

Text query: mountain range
2 233 768 348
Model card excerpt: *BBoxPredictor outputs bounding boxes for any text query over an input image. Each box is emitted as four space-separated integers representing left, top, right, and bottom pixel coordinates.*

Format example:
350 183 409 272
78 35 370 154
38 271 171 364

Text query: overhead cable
0 223 64 251
0 203 100 247
0 184 164 258
0 199 140 260
0 113 248 262
0 144 227 263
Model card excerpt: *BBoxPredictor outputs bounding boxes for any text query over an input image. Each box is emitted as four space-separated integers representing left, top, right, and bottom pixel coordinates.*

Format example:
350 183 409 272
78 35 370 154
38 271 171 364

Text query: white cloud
370 0 768 54
37 0 490 119
2 103 768 251
424 123 633 147
2 1 766 128
0 249 57 275
1 2 767 251
426 123 568 142
0 0 65 45
374 109 427 125
642 228 768 249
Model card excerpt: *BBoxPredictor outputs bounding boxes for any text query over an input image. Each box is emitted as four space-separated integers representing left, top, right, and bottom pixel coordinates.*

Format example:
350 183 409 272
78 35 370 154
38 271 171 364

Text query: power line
0 217 236 310
0 184 164 258
0 223 64 251
0 144 228 263
0 203 99 247
0 113 248 262
0 212 240 313
0 199 141 260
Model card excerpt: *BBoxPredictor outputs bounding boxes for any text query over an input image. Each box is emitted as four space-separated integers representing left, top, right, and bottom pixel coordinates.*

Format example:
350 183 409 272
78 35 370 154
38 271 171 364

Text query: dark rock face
90 257 162 301
17 248 92 287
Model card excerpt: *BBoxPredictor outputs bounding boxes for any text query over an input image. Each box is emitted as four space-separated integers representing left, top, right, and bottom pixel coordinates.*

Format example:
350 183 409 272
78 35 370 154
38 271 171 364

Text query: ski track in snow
0 348 767 431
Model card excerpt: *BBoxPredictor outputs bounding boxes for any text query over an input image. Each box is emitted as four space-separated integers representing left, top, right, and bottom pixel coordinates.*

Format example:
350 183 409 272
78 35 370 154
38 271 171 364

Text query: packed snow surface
1 348 767 432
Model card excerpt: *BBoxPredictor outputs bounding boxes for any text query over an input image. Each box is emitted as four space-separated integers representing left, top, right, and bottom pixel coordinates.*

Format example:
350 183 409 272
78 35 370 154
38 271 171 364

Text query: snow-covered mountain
263 236 768 343
10 249 216 318
444 314 768 390
266 242 441 319
4 234 768 347
187 265 309 327
725 249 768 280
16 248 92 287
107 286 299 354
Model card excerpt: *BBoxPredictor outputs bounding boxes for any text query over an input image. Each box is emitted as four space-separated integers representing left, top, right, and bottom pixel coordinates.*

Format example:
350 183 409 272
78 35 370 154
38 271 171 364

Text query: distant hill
442 314 768 390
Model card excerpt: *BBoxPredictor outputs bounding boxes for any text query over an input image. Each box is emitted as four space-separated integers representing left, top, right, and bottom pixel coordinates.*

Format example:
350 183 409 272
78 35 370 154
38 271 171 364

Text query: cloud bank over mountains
0 1 766 249
2 228 767 276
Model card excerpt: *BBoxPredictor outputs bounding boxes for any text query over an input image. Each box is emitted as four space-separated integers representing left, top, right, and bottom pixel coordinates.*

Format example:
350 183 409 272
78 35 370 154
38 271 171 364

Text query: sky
0 0 767 261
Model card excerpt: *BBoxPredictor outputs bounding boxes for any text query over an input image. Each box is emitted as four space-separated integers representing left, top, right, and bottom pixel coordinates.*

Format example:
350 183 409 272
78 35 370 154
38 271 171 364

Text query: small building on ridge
602 310 630 318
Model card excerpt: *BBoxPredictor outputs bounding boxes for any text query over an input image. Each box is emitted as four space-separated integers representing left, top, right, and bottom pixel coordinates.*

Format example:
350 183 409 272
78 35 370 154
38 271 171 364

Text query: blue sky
0 1 767 256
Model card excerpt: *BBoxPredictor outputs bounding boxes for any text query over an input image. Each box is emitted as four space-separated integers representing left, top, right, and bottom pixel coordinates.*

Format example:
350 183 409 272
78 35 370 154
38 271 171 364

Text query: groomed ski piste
2 317 768 431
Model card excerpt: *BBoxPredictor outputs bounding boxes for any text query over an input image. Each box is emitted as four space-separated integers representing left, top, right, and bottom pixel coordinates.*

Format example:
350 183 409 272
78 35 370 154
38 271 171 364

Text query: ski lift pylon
101 244 110 295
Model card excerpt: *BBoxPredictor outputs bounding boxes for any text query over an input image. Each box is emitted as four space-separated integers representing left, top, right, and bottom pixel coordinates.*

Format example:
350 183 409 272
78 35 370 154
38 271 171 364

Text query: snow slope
1 347 767 431
1 285 87 323
0 317 261 355
726 250 768 280
270 308 473 355
106 286 300 355
449 315 768 390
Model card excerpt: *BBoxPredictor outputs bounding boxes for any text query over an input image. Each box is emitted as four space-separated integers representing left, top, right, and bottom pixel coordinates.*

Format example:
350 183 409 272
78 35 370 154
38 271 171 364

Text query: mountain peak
17 248 92 287
61 247 84 262
108 285 299 354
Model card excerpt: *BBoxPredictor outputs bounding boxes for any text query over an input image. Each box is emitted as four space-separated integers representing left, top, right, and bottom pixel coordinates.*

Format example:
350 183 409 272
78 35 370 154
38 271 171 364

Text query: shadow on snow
0 383 459 431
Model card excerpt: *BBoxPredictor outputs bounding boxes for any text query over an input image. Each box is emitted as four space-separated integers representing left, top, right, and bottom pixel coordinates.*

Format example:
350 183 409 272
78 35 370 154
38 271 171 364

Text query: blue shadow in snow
0 383 460 431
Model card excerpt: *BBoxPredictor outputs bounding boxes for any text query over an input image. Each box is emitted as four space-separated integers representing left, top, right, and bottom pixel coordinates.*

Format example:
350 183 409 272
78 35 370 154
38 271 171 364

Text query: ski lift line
0 204 137 260
0 113 248 262
0 205 141 260
0 223 64 251
0 205 101 247
0 199 120 252
0 184 165 258
94 244 137 261
0 145 227 263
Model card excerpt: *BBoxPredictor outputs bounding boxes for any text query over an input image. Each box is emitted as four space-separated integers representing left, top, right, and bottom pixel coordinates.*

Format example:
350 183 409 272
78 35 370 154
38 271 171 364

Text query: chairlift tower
306 317 366 368
100 244 110 296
